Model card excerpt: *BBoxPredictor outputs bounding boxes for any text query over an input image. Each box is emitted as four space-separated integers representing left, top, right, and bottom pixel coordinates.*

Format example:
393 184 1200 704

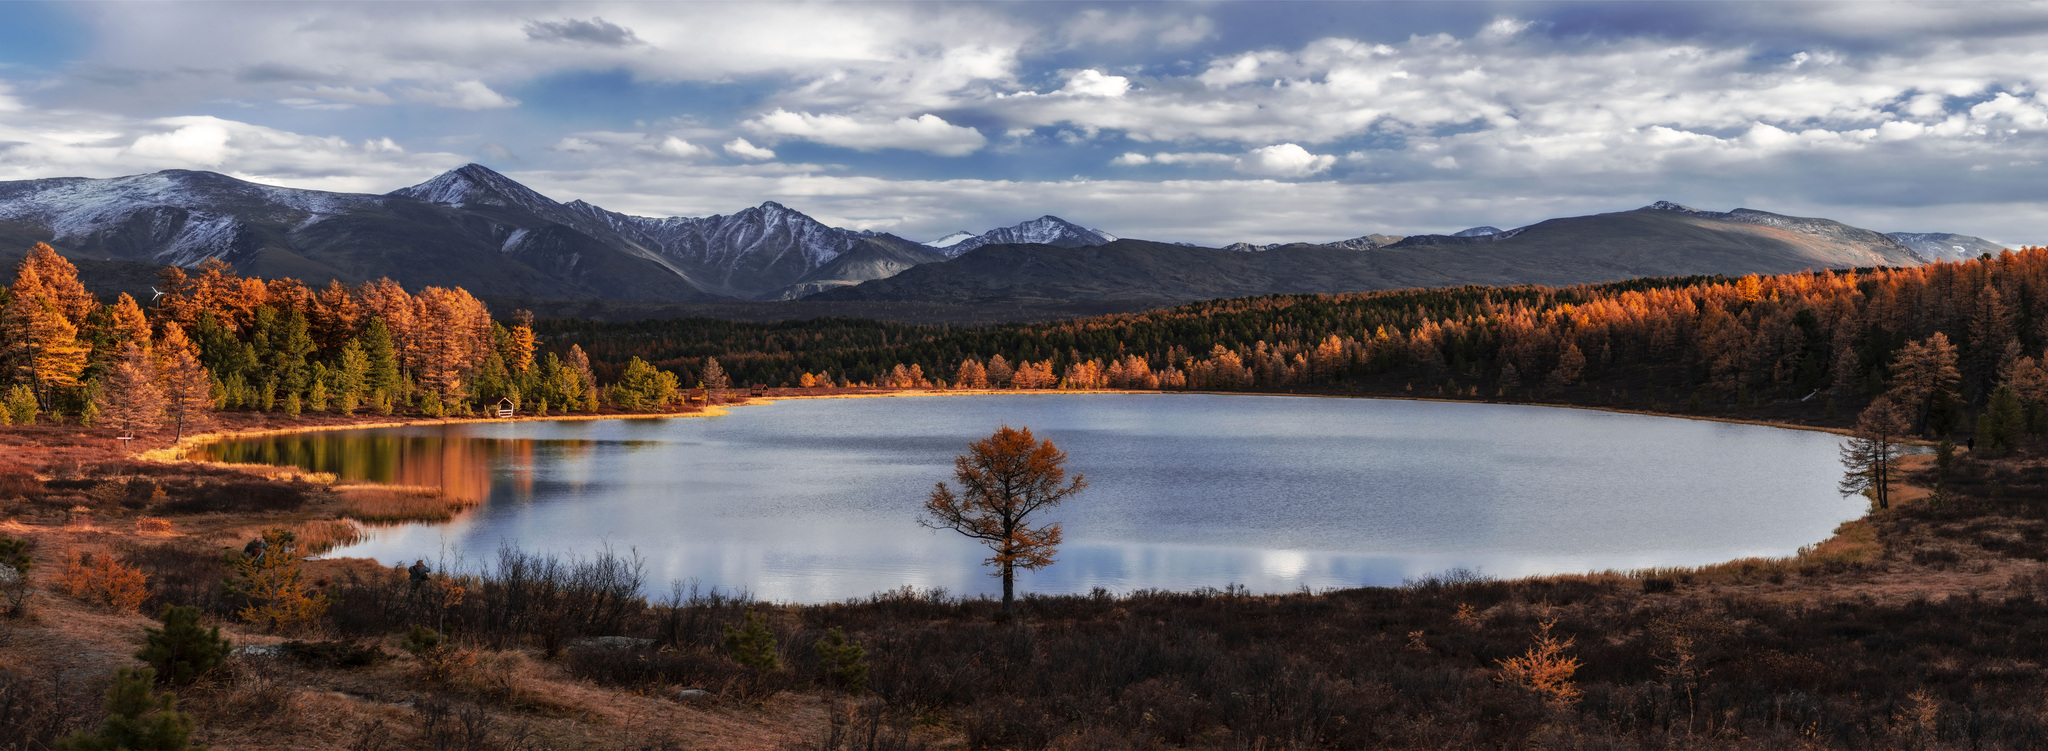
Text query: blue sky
1 1 2046 246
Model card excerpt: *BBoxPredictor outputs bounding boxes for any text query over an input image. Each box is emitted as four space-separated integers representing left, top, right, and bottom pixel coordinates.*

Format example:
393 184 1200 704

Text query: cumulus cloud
725 138 776 161
1114 145 1335 177
401 80 519 110
1238 144 1337 177
523 17 644 47
746 110 987 156
644 136 711 159
1060 70 1130 98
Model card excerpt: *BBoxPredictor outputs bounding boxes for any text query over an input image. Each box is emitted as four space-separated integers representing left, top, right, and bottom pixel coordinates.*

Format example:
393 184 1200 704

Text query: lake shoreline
188 390 1872 604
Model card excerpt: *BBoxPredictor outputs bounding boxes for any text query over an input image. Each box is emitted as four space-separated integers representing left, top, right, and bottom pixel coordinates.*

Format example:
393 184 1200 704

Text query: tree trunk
1001 565 1014 616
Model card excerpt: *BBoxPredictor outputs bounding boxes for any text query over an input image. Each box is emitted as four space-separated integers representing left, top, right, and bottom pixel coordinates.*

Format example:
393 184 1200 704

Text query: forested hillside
0 242 692 437
545 247 2048 437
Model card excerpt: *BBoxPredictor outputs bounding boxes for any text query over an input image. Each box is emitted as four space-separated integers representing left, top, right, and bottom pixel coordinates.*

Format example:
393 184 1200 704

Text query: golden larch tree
922 426 1087 615
154 323 215 441
2 265 90 410
95 341 166 438
509 309 537 374
1887 332 1961 433
22 243 96 325
108 293 152 344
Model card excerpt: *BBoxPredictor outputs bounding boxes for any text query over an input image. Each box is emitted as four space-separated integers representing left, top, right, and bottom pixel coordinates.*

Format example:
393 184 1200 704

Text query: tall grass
335 485 476 523
290 519 366 554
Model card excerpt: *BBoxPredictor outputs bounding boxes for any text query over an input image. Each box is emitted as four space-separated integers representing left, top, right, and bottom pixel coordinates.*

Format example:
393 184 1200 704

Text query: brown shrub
135 517 174 535
55 550 150 612
0 470 41 500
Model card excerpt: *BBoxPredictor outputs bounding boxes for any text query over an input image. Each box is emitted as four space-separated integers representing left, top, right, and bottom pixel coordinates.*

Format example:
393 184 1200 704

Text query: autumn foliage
547 249 2048 445
922 426 1086 614
56 551 150 612
0 243 680 436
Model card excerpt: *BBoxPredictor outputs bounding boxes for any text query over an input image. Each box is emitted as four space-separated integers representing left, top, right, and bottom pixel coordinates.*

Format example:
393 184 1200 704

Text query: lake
195 394 1864 603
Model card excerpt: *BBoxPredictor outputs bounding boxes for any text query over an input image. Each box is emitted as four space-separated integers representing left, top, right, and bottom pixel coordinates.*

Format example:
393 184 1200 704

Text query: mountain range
0 165 2013 319
812 202 1963 308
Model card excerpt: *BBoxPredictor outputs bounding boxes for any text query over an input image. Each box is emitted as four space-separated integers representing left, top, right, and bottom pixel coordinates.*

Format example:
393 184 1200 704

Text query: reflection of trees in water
200 430 589 506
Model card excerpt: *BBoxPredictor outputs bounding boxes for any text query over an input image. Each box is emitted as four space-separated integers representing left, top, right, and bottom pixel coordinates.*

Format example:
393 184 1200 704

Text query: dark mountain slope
769 236 948 300
818 206 1934 307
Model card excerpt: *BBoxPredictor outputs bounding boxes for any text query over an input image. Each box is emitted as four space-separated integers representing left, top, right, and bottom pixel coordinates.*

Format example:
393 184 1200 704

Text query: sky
1 1 2046 247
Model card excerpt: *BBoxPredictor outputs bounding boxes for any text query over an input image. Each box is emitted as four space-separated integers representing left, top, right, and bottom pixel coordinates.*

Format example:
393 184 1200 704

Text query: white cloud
1479 16 1532 41
0 111 465 192
724 138 776 161
292 85 395 106
644 136 710 159
746 110 987 156
1238 144 1337 177
401 80 519 110
1114 145 1333 177
129 121 235 166
1060 69 1130 98
551 137 601 153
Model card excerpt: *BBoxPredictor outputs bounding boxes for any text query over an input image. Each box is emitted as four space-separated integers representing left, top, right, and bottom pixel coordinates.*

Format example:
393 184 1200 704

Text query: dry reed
135 517 174 535
291 519 367 554
336 485 477 523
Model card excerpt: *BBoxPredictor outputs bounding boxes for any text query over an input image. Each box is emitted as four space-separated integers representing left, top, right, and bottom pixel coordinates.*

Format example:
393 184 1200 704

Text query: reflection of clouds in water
228 395 1862 603
1261 549 1309 581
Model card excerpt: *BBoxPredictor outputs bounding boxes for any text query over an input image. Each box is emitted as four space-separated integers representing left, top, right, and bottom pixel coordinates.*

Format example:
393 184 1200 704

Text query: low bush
56 551 150 612
0 665 72 750
152 480 307 514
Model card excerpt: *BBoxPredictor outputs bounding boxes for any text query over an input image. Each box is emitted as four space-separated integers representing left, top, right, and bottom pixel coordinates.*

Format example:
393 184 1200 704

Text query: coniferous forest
545 247 2048 442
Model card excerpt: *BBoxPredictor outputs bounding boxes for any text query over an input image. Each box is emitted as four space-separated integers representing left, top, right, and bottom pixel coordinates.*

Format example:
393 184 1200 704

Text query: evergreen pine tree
813 627 868 693
56 667 202 751
723 608 779 672
1981 385 2025 457
137 605 231 686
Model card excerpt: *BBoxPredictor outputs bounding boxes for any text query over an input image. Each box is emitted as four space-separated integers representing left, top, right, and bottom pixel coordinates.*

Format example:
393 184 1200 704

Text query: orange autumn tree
921 426 1087 616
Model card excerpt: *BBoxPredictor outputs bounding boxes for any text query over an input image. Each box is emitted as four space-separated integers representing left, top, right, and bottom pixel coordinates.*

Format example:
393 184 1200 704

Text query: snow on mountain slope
1885 232 2008 263
937 215 1116 257
0 170 386 266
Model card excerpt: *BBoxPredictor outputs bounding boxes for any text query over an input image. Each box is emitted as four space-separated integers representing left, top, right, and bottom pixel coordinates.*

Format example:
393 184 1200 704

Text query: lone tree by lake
1841 397 1911 509
922 426 1086 616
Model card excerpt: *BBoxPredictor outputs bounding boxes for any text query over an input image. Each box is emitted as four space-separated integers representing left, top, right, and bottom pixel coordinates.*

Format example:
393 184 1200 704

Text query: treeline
544 249 2048 437
0 244 699 437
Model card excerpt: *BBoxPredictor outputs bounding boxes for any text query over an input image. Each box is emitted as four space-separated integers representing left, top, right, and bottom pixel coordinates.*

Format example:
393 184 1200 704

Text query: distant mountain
1225 234 1404 252
926 216 1115 257
1885 232 2008 263
815 203 1939 308
0 164 928 302
1453 226 1503 237
766 235 948 300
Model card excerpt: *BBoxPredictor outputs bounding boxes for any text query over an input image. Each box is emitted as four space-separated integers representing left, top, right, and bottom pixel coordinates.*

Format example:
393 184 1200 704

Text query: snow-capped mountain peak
933 215 1117 257
389 163 560 215
1452 226 1503 237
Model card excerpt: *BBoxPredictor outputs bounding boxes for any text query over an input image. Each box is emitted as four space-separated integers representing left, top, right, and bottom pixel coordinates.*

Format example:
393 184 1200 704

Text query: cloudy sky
1 1 2045 246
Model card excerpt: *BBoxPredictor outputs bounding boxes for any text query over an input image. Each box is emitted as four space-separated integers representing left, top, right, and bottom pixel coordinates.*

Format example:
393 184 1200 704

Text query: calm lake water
196 394 1863 603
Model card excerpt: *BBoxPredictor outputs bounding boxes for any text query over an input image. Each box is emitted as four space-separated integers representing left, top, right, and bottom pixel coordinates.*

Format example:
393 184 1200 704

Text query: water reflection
194 395 1865 604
